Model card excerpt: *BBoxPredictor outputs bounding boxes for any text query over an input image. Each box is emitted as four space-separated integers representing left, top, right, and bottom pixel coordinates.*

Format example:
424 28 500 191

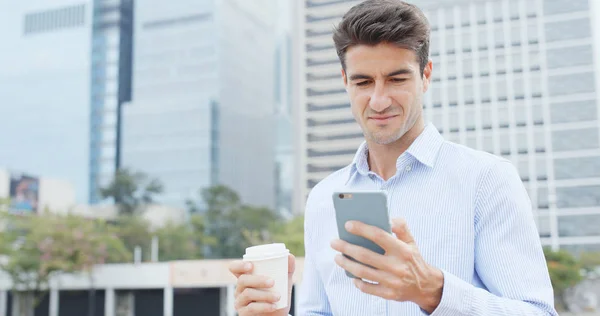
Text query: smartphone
332 190 391 278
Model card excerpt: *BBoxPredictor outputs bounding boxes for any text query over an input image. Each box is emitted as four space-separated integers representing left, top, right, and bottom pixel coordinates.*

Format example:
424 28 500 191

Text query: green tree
112 215 153 261
99 168 164 215
544 248 584 311
0 211 130 316
272 215 305 257
111 214 217 262
244 215 305 257
154 221 198 261
189 214 217 259
187 185 282 258
580 251 600 277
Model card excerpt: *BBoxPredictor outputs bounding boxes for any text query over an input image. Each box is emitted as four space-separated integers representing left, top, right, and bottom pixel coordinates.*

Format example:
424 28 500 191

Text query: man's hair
333 0 430 75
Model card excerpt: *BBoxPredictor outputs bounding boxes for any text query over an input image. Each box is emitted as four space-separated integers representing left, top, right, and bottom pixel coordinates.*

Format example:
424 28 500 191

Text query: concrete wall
38 177 76 212
0 170 9 199
0 258 305 291
0 259 306 316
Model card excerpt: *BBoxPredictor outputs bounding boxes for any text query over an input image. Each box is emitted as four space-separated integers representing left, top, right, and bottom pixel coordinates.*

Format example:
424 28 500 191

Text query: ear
422 60 433 93
342 68 348 90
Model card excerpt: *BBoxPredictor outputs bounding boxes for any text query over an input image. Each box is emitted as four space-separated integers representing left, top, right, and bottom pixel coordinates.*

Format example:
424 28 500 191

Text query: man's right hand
229 254 295 316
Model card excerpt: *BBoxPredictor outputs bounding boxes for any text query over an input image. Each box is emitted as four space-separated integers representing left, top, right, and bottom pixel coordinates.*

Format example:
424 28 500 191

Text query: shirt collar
347 122 444 183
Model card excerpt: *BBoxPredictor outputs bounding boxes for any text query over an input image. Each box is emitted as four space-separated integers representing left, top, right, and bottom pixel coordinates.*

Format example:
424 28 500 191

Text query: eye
356 81 371 87
391 78 407 83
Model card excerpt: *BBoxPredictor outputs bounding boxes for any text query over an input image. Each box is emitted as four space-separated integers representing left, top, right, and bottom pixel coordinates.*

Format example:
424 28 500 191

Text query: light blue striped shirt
298 122 558 316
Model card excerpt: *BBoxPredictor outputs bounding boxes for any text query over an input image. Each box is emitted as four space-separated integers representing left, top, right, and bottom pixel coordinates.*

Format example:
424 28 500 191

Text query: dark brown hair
333 0 430 75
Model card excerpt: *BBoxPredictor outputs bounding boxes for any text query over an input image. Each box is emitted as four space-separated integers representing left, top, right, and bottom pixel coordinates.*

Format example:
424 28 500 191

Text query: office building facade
274 0 296 217
0 1 93 203
88 0 134 204
297 0 600 254
121 0 277 209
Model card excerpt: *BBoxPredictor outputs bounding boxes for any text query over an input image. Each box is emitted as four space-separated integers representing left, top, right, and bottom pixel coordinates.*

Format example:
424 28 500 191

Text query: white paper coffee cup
243 243 289 310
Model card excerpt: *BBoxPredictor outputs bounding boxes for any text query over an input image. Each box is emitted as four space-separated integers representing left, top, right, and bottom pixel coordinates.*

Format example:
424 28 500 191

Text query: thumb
391 218 415 245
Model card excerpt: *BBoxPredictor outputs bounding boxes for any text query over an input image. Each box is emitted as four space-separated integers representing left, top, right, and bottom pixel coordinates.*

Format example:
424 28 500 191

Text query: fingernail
275 293 281 300
272 304 278 310
244 263 251 270
345 221 353 230
267 279 274 286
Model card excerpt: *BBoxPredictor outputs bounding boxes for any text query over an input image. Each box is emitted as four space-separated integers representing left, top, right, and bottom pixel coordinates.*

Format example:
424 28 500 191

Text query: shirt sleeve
429 160 558 316
296 197 333 316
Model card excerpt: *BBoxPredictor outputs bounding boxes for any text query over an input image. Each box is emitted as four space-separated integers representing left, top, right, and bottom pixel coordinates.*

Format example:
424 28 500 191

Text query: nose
368 83 392 112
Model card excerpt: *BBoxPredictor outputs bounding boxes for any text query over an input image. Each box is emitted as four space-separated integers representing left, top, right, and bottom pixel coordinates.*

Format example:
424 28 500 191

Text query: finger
229 260 252 278
353 278 398 301
330 239 387 270
238 302 279 315
345 220 398 251
391 218 415 245
236 274 274 295
235 288 281 309
334 254 394 285
288 254 296 276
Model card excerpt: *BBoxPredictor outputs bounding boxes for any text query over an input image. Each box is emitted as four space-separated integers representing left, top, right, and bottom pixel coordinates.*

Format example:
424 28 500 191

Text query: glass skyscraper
297 0 600 254
88 0 134 204
121 0 277 209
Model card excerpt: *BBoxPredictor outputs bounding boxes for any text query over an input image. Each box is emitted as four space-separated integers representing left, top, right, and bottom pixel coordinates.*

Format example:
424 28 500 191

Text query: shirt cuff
428 269 474 316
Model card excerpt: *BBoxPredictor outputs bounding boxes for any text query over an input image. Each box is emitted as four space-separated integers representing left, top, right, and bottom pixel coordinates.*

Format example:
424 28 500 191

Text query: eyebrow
349 68 413 81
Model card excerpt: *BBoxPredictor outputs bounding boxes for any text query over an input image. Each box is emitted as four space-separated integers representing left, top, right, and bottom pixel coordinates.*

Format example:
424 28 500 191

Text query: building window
447 60 458 80
550 99 597 124
556 185 600 208
477 29 487 50
483 134 494 153
527 22 538 44
517 158 529 180
554 156 600 180
23 4 86 35
538 187 549 209
467 135 477 149
499 133 510 154
544 18 592 43
430 33 440 56
479 55 490 76
464 82 474 104
494 27 504 49
307 149 356 157
445 33 456 55
449 111 459 132
461 31 471 53
533 129 545 154
546 45 594 69
495 55 507 75
543 0 589 15
537 215 551 237
536 156 548 181
532 104 544 125
548 72 596 97
496 77 508 101
552 128 599 152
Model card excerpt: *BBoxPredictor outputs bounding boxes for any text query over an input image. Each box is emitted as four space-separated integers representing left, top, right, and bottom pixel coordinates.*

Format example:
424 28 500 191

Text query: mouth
368 115 399 123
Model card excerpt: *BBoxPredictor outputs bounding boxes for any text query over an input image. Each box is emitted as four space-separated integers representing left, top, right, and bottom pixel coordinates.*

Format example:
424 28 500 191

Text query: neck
367 118 425 181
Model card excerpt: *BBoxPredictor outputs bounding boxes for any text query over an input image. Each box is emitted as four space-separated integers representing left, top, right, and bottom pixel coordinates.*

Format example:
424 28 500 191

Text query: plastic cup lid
243 243 289 260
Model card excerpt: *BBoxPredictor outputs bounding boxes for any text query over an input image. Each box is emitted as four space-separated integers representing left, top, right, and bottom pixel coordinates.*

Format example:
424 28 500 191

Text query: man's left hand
330 218 444 313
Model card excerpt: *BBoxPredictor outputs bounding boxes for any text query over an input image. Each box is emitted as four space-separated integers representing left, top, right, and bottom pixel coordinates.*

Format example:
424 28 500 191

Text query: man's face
342 43 432 145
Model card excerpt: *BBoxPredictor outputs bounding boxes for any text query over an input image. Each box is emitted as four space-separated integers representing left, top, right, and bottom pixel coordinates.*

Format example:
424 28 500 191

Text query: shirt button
405 165 412 171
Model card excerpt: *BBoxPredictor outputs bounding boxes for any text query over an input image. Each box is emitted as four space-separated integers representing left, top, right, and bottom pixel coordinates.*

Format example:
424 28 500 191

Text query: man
229 0 558 315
